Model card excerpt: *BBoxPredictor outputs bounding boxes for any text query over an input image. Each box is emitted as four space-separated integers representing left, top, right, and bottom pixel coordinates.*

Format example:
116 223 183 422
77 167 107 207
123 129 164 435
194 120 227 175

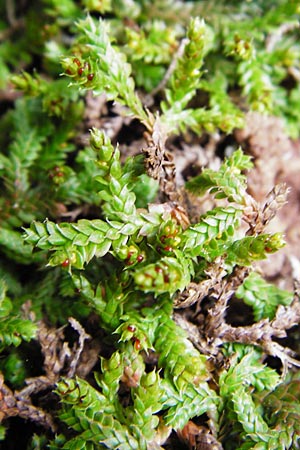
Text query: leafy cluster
1 1 300 449
0 280 36 352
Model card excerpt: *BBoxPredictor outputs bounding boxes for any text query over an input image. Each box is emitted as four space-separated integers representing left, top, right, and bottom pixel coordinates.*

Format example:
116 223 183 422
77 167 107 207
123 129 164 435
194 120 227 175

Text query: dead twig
0 373 56 432
67 317 91 378
207 288 300 373
144 38 189 107
244 183 290 235
143 116 182 204
174 258 227 309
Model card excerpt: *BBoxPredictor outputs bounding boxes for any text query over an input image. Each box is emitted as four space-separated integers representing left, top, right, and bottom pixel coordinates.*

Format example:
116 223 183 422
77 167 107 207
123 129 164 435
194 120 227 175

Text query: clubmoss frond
61 16 152 130
57 376 141 450
162 17 213 110
236 272 293 321
125 20 178 66
2 2 300 448
225 233 285 267
186 148 253 204
182 206 242 260
0 280 37 351
260 379 300 448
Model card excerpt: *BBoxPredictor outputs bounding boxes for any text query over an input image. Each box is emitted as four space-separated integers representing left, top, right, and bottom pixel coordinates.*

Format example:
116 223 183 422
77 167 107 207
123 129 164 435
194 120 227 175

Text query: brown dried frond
0 374 56 431
262 183 290 225
0 319 95 433
67 317 91 378
143 117 181 203
177 421 223 450
38 318 92 381
206 287 300 373
38 321 69 381
244 183 290 236
174 258 227 309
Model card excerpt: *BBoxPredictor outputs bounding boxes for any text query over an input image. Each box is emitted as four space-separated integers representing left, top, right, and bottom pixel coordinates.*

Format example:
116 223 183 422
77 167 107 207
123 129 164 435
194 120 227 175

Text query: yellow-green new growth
61 16 153 130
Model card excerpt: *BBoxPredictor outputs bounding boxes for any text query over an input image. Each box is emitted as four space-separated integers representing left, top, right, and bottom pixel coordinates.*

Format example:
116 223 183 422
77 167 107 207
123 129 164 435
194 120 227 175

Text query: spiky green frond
162 17 213 110
133 251 192 296
23 201 167 270
160 17 230 134
153 297 210 392
186 148 253 204
260 380 300 449
0 280 37 352
23 129 165 269
163 382 219 430
57 346 166 450
219 346 285 449
24 218 113 269
183 206 241 260
236 272 293 321
91 128 140 222
226 233 285 267
1 3 299 448
61 16 151 129
219 347 280 399
57 376 141 450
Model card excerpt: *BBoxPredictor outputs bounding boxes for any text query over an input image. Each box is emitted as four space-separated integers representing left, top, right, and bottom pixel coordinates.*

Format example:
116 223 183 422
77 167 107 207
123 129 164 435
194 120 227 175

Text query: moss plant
1 1 300 449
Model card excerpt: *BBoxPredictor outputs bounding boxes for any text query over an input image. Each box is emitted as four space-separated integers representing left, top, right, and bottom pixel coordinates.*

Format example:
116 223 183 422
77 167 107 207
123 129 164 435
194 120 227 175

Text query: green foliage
1 1 300 449
0 427 5 441
182 206 242 260
26 434 49 450
61 16 151 129
186 148 253 204
125 20 178 91
159 17 244 134
23 131 291 446
0 280 37 352
260 379 300 449
160 17 213 132
24 129 166 269
164 17 213 105
0 350 27 388
56 303 218 447
225 233 285 267
219 345 282 449
236 272 294 321
57 372 144 449
196 1 300 137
